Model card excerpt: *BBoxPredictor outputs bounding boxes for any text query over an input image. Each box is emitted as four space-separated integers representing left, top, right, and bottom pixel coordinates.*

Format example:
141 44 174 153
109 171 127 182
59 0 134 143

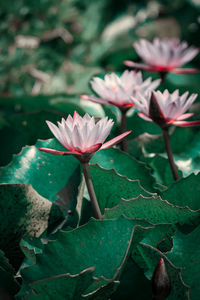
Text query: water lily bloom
124 38 199 74
39 112 131 160
81 70 161 108
132 89 200 127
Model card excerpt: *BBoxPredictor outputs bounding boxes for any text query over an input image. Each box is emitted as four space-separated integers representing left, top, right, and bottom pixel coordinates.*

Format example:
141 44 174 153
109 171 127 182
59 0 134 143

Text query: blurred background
1 0 200 96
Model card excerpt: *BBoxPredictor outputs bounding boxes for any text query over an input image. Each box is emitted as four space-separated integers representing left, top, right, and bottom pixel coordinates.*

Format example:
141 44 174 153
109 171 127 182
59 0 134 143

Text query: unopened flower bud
149 94 168 129
152 258 171 300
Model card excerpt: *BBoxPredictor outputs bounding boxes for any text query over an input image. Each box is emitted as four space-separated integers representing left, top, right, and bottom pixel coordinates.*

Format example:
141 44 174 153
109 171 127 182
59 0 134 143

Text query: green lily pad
89 164 154 213
132 243 189 300
166 72 200 93
0 183 60 269
104 196 200 226
91 148 157 192
110 258 151 300
166 225 200 300
20 217 156 296
145 155 183 186
18 267 95 300
126 112 161 138
20 237 44 267
0 138 80 202
84 280 119 299
140 224 175 253
21 218 135 281
0 94 84 115
0 110 67 167
162 173 200 210
127 126 200 179
0 249 20 296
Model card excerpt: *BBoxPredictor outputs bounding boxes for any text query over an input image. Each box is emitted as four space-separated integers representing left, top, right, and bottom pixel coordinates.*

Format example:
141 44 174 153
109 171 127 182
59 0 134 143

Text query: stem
81 162 102 220
162 128 180 182
120 109 127 152
159 72 167 82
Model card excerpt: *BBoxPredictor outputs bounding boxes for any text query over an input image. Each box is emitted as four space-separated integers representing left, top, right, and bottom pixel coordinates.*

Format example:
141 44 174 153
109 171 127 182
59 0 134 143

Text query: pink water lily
39 112 131 159
81 70 160 108
132 89 200 127
124 38 199 74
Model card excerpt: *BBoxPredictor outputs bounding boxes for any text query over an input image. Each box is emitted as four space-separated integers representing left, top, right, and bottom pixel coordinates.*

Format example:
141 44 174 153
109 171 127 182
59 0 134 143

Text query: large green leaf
126 111 161 138
166 225 200 300
19 217 156 297
104 196 200 226
136 127 200 159
110 258 152 300
18 268 95 300
85 281 119 299
89 164 154 213
0 249 20 296
132 243 189 300
0 94 86 115
162 173 200 210
91 148 157 192
0 183 61 269
127 126 200 179
0 110 66 167
20 237 44 267
145 155 183 186
0 138 80 202
109 224 180 299
165 72 200 94
0 93 107 122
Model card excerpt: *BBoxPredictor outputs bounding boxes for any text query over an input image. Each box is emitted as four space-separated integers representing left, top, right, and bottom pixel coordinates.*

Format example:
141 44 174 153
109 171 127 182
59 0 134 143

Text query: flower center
111 86 118 92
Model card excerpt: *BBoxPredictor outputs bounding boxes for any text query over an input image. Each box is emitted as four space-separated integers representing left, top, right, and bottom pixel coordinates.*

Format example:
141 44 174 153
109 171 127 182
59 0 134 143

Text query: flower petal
172 68 200 74
100 131 132 150
172 120 200 127
80 94 109 105
176 113 194 121
123 61 156 72
84 143 102 153
38 147 81 156
137 112 153 122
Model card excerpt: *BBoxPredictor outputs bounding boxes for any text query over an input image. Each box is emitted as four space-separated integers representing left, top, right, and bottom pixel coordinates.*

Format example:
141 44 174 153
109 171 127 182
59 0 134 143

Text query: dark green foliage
0 0 200 299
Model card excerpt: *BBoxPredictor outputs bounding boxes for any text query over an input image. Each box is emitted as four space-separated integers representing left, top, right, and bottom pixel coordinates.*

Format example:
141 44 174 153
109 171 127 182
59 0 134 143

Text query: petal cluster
39 112 131 156
124 38 199 74
81 70 160 108
132 89 200 127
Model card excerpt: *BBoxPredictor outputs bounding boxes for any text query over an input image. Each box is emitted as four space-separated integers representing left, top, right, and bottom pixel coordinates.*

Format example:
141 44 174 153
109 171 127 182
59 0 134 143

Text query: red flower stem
120 109 127 152
81 162 102 220
162 128 180 182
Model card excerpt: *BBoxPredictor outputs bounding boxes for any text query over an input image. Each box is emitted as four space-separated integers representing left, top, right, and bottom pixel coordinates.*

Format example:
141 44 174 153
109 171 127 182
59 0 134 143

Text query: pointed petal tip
100 131 132 150
172 68 200 74
73 111 79 119
80 94 89 100
38 147 79 156
45 120 52 125
173 120 200 127
123 60 135 67
126 130 132 135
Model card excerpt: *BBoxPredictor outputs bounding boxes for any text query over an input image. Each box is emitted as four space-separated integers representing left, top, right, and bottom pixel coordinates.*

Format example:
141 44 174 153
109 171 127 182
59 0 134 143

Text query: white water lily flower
124 38 199 74
39 111 131 157
132 89 200 127
81 70 160 108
